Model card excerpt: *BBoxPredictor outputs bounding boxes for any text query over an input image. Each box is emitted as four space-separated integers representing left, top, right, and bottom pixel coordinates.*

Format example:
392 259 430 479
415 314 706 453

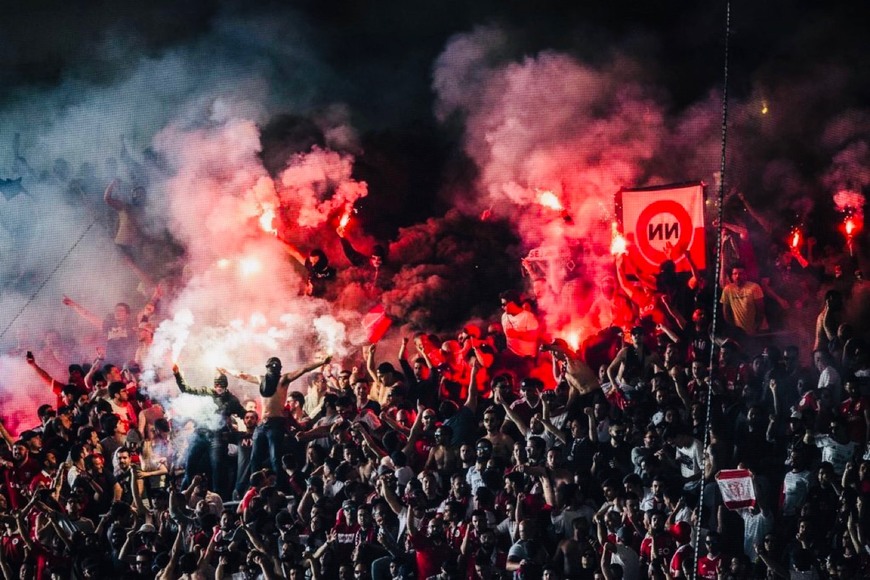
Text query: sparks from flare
845 217 856 237
610 221 628 256
790 228 801 249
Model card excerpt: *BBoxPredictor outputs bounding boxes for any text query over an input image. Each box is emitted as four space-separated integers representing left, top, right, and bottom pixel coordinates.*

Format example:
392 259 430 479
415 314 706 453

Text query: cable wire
0 219 98 341
693 2 731 579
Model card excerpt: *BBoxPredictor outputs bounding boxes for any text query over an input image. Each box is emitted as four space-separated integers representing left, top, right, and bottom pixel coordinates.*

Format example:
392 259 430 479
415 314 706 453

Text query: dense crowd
2 180 870 580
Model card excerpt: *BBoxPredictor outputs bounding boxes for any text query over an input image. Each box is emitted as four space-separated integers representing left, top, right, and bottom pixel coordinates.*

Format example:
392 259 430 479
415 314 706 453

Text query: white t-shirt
782 469 813 516
501 310 540 357
675 438 703 480
814 435 856 474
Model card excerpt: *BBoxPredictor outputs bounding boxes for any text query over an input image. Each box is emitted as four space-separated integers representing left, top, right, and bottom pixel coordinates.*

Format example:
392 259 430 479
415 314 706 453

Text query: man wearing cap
668 521 694 578
173 363 246 499
604 525 641 580
328 500 361 562
18 430 44 461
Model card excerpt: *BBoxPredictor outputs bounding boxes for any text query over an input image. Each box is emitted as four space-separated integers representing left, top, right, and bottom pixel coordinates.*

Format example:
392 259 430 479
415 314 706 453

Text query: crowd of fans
2 175 870 580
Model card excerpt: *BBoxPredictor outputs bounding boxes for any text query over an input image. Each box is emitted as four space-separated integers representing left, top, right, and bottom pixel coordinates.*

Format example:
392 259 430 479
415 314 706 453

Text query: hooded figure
261 357 283 397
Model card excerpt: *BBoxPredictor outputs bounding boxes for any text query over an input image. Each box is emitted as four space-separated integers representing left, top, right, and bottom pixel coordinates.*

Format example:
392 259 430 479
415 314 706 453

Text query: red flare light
610 221 628 256
845 217 856 237
790 229 801 249
339 207 352 229
337 205 353 235
565 329 582 351
536 189 564 211
259 204 277 236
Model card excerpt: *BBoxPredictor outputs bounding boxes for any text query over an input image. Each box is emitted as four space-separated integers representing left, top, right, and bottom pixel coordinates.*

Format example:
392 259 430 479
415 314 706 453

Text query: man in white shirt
499 290 540 358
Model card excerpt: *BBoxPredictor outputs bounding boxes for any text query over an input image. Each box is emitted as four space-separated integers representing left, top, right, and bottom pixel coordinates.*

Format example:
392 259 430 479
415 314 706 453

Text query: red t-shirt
840 397 869 444
409 531 458 579
670 544 693 578
697 554 723 579
640 531 678 563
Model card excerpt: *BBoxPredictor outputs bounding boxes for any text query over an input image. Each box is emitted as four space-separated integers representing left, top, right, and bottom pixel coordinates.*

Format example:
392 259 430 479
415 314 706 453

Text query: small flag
716 468 756 510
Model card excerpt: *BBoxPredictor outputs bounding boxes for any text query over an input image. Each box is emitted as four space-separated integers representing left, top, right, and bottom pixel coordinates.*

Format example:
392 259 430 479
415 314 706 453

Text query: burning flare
535 189 564 211
259 204 277 236
610 221 628 256
238 257 262 278
790 228 802 249
845 217 856 237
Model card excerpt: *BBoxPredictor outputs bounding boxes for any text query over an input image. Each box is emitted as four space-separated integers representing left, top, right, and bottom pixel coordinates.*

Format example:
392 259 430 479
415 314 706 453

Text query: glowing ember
259 204 277 236
761 101 769 115
790 229 801 248
610 222 628 256
339 206 352 229
845 217 856 237
536 189 564 211
565 329 582 351
238 257 262 277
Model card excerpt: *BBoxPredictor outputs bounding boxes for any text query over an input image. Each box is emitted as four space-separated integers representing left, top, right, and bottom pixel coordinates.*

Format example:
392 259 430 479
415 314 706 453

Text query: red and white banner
363 304 392 344
715 468 756 510
616 182 706 282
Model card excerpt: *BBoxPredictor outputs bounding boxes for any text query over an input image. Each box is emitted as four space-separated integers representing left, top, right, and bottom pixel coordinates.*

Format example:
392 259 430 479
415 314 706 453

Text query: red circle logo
635 199 694 265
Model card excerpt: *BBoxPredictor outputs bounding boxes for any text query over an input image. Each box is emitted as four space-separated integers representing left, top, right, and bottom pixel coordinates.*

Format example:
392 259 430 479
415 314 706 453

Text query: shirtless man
552 517 593 579
223 355 330 482
425 425 459 478
481 407 515 462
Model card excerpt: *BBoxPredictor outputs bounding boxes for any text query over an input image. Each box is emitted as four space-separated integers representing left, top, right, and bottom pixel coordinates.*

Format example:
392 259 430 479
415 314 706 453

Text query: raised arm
497 391 529 437
338 234 369 267
218 367 260 386
25 354 63 394
281 238 307 266
156 525 185 580
365 345 378 384
282 356 332 386
614 255 640 305
735 190 774 234
0 419 15 448
62 295 104 329
103 179 124 210
464 357 480 413
84 349 105 391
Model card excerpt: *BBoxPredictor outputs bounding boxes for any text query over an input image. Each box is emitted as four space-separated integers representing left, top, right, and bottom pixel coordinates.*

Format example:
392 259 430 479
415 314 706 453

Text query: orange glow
845 218 856 237
238 257 262 277
610 221 628 256
791 229 801 248
339 206 352 229
259 204 277 236
565 329 582 351
536 189 564 211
